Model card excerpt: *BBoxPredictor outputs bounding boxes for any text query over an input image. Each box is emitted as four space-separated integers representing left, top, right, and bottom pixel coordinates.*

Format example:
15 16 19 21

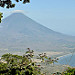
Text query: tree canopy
0 48 59 75
0 0 30 8
0 49 41 75
0 12 3 23
62 67 75 75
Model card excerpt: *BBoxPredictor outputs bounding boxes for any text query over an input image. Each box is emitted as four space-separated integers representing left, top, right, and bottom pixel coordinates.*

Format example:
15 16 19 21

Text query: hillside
0 12 75 55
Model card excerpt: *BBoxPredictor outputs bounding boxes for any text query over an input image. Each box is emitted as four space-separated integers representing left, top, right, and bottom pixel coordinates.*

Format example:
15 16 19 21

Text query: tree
37 53 58 65
0 49 41 75
0 12 3 23
62 67 75 75
0 0 30 23
0 49 59 75
0 0 30 8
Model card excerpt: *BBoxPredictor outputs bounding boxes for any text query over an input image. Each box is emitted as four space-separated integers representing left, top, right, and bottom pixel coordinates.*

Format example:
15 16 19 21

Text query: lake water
55 53 75 67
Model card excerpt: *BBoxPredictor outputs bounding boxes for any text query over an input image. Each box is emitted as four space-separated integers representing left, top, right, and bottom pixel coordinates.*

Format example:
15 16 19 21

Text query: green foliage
62 67 75 75
37 53 58 65
0 12 3 23
0 0 30 9
0 48 60 75
0 49 41 75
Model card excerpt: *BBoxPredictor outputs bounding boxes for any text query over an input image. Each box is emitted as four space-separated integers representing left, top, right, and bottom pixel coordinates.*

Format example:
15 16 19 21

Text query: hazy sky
0 0 75 36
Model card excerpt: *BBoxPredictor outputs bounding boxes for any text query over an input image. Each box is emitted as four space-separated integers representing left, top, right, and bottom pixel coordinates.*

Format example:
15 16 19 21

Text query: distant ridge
0 12 75 54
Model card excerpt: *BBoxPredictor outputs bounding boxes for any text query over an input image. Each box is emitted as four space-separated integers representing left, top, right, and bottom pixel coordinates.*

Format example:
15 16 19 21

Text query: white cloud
12 10 24 13
11 10 28 14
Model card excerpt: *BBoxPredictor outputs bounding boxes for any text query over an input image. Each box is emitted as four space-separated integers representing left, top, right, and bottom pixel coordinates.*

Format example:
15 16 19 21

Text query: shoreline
57 52 75 59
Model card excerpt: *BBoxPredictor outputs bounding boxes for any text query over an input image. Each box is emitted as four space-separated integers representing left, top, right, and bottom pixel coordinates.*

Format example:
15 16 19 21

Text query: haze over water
56 53 75 67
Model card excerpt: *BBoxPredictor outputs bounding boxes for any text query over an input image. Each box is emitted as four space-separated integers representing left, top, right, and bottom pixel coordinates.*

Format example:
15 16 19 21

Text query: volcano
0 12 75 53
